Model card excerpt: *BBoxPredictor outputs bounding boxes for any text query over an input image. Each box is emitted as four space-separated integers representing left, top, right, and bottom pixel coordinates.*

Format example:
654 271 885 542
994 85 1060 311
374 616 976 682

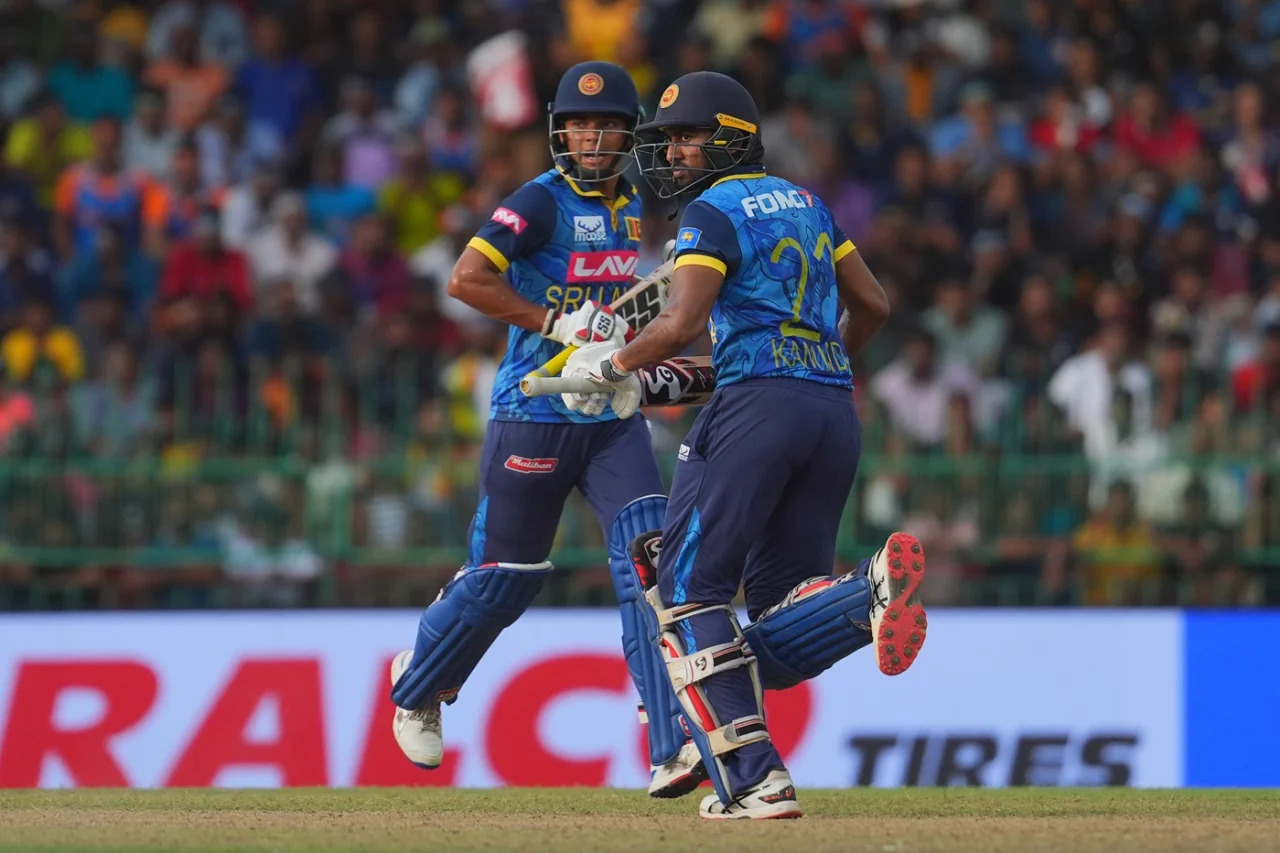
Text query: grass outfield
1 788 1278 853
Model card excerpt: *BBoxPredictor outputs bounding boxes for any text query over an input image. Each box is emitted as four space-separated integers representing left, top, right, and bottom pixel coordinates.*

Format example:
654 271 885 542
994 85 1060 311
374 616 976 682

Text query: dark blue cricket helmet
634 71 765 199
548 61 643 184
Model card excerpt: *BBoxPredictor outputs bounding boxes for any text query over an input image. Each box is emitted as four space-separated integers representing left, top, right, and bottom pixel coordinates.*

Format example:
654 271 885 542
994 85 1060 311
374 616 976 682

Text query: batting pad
745 569 873 690
652 599 770 806
610 495 687 767
390 561 551 711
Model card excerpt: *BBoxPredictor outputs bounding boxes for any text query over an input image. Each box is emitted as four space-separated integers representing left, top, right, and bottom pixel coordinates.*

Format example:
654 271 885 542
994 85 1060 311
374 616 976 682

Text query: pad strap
705 715 770 755
666 638 751 689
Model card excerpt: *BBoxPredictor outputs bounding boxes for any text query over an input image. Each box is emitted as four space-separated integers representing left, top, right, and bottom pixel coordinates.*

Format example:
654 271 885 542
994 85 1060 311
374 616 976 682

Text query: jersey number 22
770 233 833 342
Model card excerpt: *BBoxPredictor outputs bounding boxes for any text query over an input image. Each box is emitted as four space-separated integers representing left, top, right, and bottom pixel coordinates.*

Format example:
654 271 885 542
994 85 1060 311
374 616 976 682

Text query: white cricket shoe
868 532 928 676
390 649 443 769
648 741 706 798
699 770 803 820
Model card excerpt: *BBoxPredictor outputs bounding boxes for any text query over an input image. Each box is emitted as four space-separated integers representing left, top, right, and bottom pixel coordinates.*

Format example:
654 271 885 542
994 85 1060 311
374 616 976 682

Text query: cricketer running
563 71 929 819
386 60 699 797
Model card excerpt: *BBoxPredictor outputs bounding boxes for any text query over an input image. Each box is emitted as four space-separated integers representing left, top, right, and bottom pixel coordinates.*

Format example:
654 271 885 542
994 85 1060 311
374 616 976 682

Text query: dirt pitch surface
2 788 1278 853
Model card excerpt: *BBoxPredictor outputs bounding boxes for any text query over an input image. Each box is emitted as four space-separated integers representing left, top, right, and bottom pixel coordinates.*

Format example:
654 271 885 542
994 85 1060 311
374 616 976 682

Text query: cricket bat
518 258 674 396
520 356 716 408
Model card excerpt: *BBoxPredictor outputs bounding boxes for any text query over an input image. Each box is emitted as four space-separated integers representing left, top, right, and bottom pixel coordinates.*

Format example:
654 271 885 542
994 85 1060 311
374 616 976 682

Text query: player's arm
832 228 889 356
446 184 557 333
612 203 736 373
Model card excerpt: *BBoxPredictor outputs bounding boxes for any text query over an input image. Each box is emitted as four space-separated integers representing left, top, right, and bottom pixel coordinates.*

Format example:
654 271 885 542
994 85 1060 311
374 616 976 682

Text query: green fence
0 451 1275 610
1 351 1278 609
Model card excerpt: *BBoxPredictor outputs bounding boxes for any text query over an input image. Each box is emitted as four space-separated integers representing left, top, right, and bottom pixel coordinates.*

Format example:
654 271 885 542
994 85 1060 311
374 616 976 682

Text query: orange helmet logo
578 73 604 95
659 84 679 109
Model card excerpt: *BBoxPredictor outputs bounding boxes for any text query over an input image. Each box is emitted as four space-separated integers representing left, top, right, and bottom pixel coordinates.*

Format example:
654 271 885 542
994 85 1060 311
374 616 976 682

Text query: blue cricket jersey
671 168 856 389
467 169 644 422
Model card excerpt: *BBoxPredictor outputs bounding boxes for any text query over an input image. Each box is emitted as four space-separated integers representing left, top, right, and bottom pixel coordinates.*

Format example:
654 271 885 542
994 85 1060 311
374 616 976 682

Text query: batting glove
561 342 643 419
541 301 631 347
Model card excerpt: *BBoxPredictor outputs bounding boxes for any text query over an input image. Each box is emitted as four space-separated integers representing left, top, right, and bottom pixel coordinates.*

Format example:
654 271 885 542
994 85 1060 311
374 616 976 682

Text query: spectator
157 207 252 320
142 139 223 257
870 326 980 449
58 221 158 327
1148 330 1206 432
760 97 835 189
234 14 322 169
52 117 155 261
394 21 447 131
46 25 134 123
1070 480 1162 605
0 30 40 126
74 284 140 372
144 23 230 134
0 209 56 325
123 89 180 181
247 278 334 367
145 0 249 69
1113 81 1201 172
562 0 644 67
363 310 439 429
421 86 476 184
0 295 84 385
337 213 409 321
220 157 283 251
692 0 771 72
1157 478 1246 605
1029 83 1103 157
322 9 399 108
71 339 154 457
247 191 337 314
929 81 1031 189
1233 322 1280 413
1219 81 1279 208
305 144 377 246
379 138 465 256
783 31 869 125
195 95 284 191
320 77 401 192
4 94 94 209
921 276 1008 377
1047 320 1152 459
1000 273 1076 394
1062 37 1112 130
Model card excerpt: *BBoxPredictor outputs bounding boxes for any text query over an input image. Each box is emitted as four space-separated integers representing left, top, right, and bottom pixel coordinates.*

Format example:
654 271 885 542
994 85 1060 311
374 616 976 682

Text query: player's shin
609 497 688 767
390 561 551 712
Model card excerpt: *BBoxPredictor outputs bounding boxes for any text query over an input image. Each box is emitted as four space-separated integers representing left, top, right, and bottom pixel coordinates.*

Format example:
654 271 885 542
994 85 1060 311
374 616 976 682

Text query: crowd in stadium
0 0 1276 608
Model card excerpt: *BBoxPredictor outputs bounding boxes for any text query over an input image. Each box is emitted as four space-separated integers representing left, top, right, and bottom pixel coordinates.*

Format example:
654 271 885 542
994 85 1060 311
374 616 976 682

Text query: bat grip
520 374 609 397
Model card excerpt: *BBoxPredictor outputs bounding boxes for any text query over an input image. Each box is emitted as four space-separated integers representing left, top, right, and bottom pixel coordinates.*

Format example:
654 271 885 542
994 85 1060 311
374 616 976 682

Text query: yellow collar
710 171 768 188
564 175 635 213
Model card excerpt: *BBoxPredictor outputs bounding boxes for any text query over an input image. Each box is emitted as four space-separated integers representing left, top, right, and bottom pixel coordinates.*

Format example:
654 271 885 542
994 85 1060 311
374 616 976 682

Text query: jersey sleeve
832 222 856 262
466 182 556 273
671 200 742 278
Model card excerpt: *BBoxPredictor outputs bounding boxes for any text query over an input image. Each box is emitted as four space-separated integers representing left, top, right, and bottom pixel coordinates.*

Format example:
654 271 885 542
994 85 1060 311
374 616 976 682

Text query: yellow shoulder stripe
674 253 728 275
467 236 510 272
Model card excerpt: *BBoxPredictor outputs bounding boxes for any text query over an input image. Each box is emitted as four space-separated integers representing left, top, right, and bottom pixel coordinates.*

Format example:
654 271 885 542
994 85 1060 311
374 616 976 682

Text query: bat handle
519 345 579 395
520 374 609 397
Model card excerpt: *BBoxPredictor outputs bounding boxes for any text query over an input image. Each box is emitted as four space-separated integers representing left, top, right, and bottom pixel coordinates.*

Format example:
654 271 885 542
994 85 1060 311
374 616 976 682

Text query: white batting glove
541 301 631 347
662 238 676 262
561 342 643 419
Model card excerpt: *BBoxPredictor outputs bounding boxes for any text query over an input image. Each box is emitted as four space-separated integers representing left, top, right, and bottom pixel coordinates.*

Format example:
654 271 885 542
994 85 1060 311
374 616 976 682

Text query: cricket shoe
648 740 707 798
868 532 927 676
699 770 803 820
390 649 443 769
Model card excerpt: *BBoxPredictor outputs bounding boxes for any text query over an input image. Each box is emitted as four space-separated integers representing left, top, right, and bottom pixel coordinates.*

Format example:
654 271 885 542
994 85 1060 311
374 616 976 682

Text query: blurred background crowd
0 0 1276 610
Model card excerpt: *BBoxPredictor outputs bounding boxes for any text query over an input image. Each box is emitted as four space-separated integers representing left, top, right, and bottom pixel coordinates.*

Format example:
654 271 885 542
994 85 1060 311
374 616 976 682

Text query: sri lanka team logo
578 73 604 95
